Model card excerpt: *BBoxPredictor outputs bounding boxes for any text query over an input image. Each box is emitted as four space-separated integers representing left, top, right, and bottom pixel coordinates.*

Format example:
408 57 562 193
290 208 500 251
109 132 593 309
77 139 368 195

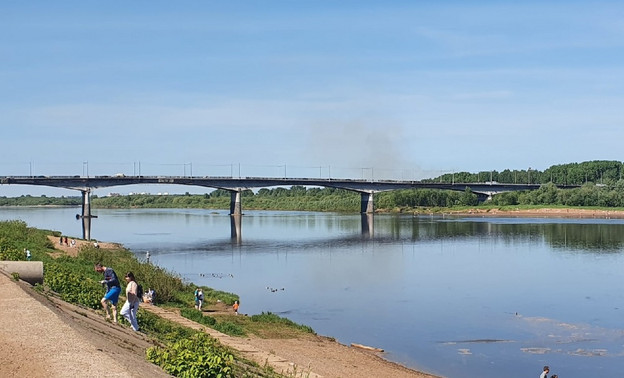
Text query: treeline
426 160 624 185
90 181 624 210
90 187 362 212
3 183 624 211
4 160 624 210
489 182 624 207
0 195 81 206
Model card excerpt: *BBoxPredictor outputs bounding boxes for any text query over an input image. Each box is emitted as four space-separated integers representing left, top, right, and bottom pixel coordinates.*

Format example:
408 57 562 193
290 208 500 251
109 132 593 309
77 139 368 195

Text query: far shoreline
417 207 624 219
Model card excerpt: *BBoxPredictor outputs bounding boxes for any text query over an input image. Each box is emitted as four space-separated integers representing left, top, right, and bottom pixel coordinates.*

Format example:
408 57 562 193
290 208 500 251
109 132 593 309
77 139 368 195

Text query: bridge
1 175 578 240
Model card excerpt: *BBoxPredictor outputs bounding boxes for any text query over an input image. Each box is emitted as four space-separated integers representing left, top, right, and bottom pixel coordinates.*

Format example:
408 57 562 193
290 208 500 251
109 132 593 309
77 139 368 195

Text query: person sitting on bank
143 287 156 304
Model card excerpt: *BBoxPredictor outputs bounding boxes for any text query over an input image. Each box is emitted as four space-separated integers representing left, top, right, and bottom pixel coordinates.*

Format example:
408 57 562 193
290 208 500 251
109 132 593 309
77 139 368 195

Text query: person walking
194 288 204 310
233 300 239 315
25 249 31 261
120 272 140 331
197 289 204 310
94 263 121 323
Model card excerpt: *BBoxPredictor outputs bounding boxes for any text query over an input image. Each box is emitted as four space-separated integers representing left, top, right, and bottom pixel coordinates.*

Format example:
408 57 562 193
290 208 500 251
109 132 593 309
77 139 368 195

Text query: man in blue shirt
94 263 121 323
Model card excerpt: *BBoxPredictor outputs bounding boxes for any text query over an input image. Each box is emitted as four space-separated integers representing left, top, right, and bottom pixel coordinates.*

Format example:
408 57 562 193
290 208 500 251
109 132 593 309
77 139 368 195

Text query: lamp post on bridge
133 161 142 176
361 167 373 181
183 162 193 177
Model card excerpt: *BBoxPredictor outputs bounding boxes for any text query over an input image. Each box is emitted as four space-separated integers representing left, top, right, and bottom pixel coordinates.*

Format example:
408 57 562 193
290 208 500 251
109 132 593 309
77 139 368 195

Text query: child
233 300 239 315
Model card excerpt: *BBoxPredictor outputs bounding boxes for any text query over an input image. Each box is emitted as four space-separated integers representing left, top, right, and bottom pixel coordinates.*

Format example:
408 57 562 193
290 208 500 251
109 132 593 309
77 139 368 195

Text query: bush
146 332 234 378
179 308 244 336
138 311 196 343
213 322 245 336
0 244 25 261
44 262 102 309
180 308 217 327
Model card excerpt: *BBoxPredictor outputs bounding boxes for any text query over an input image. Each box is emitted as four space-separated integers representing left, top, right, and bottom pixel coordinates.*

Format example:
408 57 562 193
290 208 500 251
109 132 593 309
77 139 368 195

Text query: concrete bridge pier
474 192 493 202
81 189 92 219
360 191 375 214
230 214 242 244
80 189 93 240
229 190 242 216
82 215 92 241
229 189 243 242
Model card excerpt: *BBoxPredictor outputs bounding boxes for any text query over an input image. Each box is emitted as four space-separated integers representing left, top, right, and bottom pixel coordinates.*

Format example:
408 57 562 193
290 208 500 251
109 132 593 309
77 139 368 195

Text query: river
1 206 623 378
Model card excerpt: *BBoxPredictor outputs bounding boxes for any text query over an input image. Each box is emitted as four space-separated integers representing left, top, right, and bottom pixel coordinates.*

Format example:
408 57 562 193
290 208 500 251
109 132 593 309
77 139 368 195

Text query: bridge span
1 175 578 240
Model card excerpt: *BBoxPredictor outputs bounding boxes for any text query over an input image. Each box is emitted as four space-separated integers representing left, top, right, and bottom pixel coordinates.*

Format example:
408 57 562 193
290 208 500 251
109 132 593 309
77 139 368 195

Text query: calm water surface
2 207 624 378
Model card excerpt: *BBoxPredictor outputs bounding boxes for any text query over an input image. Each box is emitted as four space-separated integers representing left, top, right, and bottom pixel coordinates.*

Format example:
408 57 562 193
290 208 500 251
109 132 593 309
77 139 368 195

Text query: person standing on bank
94 263 121 323
120 272 140 331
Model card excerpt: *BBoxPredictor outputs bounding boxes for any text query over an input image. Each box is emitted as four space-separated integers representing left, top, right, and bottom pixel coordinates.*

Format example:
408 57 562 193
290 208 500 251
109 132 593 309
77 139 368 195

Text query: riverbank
1 235 439 378
411 207 624 219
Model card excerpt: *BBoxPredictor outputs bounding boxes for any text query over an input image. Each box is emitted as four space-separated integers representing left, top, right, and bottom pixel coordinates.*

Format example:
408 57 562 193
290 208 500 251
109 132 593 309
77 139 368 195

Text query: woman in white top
120 271 140 331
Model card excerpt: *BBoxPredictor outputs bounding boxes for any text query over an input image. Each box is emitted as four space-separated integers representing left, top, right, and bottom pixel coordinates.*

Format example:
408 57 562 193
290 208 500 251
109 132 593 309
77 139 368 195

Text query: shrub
0 244 25 261
180 308 217 327
213 322 246 337
44 262 102 309
146 332 234 378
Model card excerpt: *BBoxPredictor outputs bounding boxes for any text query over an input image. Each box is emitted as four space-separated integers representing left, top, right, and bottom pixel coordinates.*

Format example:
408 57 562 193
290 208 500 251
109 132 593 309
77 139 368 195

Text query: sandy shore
428 207 624 219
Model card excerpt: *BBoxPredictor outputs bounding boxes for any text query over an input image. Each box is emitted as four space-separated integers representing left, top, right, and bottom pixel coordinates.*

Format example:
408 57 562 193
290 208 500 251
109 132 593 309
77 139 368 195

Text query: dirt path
47 235 121 257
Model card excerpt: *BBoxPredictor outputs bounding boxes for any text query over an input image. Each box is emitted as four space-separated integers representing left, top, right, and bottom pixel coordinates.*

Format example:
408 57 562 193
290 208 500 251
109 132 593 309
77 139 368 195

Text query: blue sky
1 1 624 195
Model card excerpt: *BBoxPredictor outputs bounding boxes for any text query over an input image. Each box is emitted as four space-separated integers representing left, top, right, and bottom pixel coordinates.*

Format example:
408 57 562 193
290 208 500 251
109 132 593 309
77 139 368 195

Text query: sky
1 1 624 196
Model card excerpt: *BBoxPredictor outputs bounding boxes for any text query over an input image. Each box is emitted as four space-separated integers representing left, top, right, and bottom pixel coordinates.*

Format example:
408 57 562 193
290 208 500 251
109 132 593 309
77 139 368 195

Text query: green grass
206 312 315 339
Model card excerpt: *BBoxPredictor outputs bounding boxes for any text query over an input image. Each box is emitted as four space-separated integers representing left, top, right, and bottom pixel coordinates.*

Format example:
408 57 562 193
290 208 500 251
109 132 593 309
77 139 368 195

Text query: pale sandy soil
47 235 121 257
442 207 624 218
